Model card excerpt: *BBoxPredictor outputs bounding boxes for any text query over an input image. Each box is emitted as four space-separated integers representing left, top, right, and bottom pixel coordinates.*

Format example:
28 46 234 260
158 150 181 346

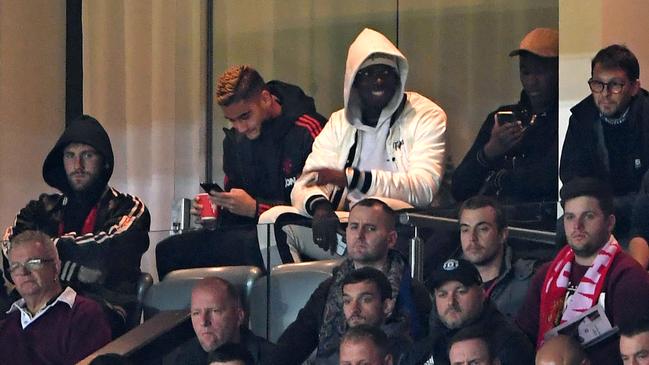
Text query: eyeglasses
9 258 54 274
588 79 626 94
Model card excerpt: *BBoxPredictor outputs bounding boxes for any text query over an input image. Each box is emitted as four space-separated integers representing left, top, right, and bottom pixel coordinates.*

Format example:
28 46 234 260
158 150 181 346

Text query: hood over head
344 28 409 130
43 115 114 193
266 80 319 122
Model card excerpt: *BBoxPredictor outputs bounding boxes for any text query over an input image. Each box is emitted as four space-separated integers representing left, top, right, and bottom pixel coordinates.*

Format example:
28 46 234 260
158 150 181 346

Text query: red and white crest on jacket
282 158 294 175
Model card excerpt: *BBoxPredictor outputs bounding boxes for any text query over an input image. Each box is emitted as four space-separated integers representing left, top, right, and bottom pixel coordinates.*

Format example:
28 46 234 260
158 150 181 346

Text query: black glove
21 197 60 234
312 209 341 254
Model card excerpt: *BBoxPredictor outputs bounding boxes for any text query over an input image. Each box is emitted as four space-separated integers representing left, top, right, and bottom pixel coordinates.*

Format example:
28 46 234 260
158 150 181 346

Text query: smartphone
200 182 224 193
495 111 517 125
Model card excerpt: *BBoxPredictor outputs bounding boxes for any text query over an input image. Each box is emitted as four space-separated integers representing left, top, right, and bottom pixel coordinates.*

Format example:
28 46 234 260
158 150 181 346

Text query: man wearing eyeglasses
0 230 111 364
561 44 649 268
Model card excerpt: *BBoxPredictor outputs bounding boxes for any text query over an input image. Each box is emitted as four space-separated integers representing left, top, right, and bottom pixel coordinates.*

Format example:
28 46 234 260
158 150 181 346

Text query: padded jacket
291 28 446 215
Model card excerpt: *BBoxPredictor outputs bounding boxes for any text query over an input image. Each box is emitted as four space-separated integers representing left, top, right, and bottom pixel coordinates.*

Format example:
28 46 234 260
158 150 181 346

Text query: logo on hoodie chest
283 158 297 188
392 139 404 151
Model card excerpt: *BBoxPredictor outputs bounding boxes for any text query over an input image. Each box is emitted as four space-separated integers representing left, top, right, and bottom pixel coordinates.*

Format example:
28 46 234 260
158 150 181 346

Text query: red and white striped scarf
536 236 621 348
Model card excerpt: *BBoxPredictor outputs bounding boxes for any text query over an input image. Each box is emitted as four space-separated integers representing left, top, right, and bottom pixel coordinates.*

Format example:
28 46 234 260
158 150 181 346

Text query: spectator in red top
516 177 649 365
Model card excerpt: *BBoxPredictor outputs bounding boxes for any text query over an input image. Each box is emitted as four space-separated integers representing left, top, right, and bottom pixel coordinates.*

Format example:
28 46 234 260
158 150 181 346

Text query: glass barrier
209 1 559 186
88 213 558 362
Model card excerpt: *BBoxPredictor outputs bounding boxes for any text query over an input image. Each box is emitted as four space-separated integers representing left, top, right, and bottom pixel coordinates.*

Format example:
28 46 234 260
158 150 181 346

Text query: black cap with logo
430 258 483 290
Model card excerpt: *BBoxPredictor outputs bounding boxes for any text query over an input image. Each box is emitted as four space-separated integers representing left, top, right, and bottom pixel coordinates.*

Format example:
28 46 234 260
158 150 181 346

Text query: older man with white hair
0 230 111 364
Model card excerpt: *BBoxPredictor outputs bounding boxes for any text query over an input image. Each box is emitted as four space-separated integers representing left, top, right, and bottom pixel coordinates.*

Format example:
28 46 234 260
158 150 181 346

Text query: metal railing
399 212 557 281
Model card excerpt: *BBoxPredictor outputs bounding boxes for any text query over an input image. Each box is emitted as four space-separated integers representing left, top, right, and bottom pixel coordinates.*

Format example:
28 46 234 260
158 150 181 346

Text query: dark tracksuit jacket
3 115 151 318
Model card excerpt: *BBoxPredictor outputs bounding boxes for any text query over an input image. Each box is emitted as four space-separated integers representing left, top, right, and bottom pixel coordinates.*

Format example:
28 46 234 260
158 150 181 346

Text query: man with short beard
516 177 649 365
2 115 150 336
561 44 649 268
452 27 558 204
456 195 537 318
341 267 411 364
269 198 431 365
402 258 533 365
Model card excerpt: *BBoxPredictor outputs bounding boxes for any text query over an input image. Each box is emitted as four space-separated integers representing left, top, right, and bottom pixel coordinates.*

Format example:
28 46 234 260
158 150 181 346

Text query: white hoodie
292 28 447 214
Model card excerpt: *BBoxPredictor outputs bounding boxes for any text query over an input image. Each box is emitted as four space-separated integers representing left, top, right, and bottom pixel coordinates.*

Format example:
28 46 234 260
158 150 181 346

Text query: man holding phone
451 28 558 205
155 65 326 278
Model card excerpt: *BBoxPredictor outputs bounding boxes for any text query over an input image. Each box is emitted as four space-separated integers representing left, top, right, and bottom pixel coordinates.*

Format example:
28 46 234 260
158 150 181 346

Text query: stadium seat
248 260 339 342
142 265 263 319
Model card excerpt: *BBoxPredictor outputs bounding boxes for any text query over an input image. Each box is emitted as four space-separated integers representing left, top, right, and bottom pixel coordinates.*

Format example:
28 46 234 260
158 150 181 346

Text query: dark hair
447 326 497 362
216 65 267 106
89 353 134 365
619 318 649 338
351 198 397 230
341 324 390 358
207 343 254 365
591 44 640 81
458 195 507 231
560 177 614 216
341 267 393 301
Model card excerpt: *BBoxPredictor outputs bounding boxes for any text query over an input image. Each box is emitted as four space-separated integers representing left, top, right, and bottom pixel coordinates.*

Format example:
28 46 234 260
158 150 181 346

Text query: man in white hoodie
270 28 447 263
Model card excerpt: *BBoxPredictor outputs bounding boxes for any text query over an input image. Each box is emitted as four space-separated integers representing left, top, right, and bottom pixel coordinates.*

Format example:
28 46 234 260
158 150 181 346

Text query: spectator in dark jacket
155 64 326 277
452 28 558 205
207 343 255 365
457 195 538 318
169 277 275 365
402 258 534 365
2 115 151 336
560 44 649 268
332 267 411 364
268 198 431 365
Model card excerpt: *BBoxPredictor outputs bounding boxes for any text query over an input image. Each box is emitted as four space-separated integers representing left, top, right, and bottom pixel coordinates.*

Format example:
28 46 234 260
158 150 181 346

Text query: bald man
536 335 590 365
170 277 275 365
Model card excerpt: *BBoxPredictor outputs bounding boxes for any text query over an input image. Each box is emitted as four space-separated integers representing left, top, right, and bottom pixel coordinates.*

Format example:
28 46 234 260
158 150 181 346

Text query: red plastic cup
197 193 217 220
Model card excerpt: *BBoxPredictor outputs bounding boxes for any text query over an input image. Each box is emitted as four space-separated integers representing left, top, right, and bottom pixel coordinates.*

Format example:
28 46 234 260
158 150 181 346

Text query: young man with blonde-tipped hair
156 65 326 277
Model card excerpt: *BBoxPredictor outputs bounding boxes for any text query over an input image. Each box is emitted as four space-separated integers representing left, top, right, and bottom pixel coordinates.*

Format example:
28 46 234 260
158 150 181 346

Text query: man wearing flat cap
402 258 534 365
452 27 558 206
516 177 649 365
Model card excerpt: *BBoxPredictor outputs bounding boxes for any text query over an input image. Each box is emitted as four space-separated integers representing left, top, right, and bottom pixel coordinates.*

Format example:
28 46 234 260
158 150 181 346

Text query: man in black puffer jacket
155 65 326 278
401 258 534 365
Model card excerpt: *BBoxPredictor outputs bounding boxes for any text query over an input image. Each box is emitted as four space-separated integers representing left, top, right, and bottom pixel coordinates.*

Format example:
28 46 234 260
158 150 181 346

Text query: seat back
126 272 154 329
248 260 338 342
142 266 263 320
